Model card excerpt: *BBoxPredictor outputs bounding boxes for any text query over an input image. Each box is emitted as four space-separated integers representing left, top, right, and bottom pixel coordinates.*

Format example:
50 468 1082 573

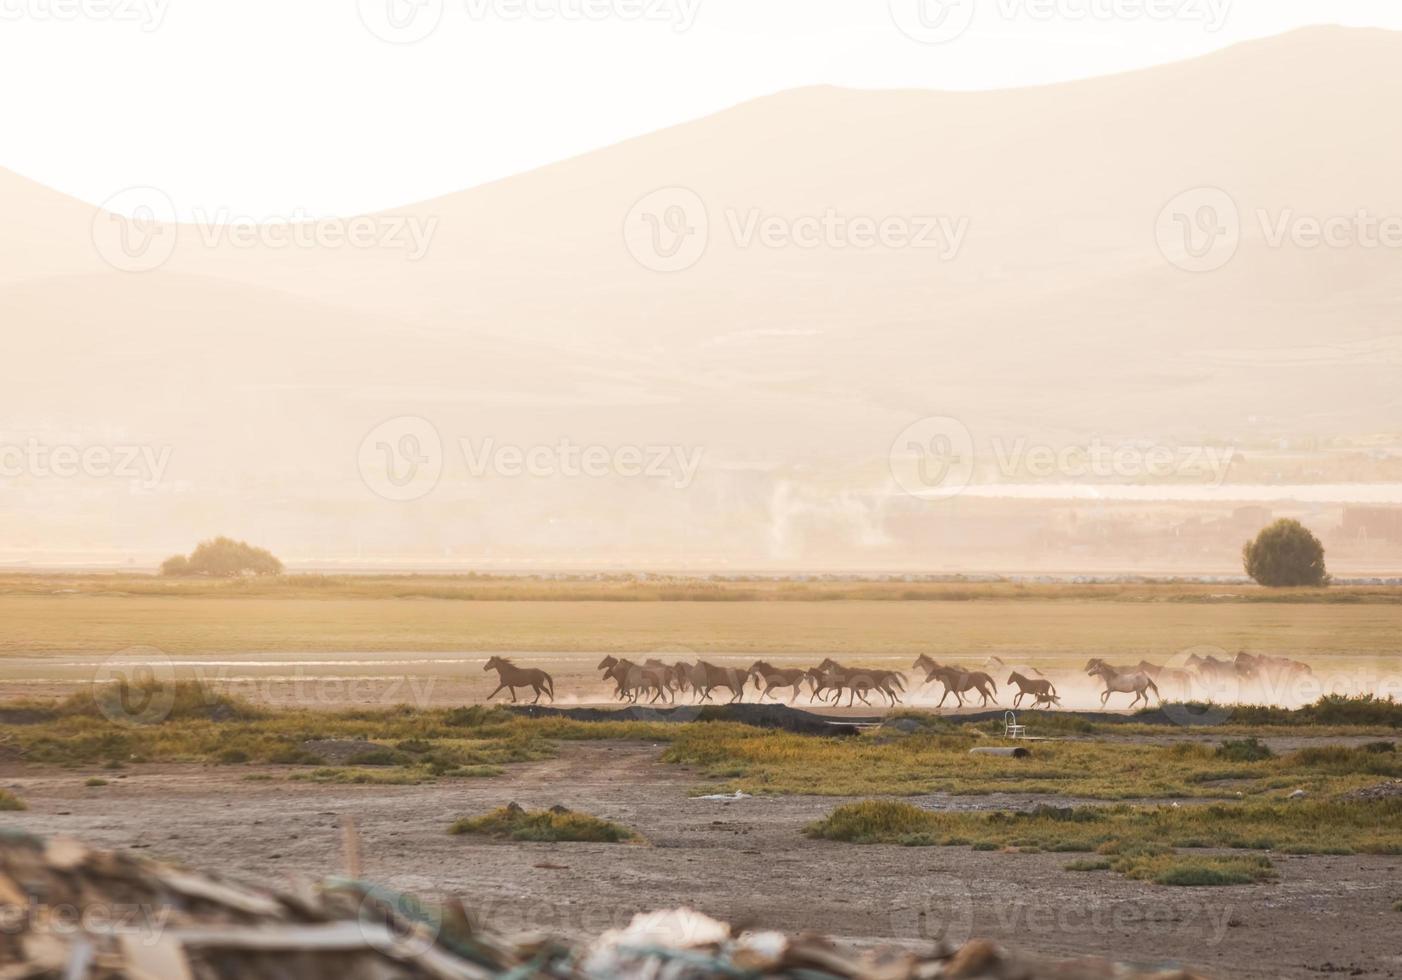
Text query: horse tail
1147 677 1161 701
544 672 555 697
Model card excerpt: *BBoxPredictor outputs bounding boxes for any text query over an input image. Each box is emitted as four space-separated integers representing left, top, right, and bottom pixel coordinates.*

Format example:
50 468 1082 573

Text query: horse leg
486 683 507 702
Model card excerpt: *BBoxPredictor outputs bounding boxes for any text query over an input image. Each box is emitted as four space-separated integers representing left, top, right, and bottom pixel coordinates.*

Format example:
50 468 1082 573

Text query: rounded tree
160 537 283 577
1242 519 1329 587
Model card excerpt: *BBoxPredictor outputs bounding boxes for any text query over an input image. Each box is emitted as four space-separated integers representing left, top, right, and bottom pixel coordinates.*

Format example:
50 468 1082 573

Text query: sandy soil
2 742 1398 979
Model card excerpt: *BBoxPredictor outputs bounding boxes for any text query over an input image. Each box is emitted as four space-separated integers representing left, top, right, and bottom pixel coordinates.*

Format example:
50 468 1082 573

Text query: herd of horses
481 650 1315 709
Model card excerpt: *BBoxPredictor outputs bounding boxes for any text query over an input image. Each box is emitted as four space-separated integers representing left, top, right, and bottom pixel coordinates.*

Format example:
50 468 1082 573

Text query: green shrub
1216 738 1274 762
1065 859 1111 872
450 806 636 843
801 800 933 843
1242 519 1329 587
0 790 26 811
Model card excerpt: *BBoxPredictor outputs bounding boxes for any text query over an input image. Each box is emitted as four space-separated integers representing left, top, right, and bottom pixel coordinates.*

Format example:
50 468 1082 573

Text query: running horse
483 656 555 704
1006 671 1060 709
1087 661 1160 709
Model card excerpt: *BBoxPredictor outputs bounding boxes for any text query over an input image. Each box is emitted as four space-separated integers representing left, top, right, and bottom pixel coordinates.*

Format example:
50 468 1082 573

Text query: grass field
5 573 1402 603
3 591 1402 658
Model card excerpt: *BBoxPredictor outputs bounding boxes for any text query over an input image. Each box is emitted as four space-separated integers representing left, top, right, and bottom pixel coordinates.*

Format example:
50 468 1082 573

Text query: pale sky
2 0 1400 218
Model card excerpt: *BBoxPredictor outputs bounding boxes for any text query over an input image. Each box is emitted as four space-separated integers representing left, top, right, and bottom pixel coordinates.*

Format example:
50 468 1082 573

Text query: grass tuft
806 796 1399 885
0 790 26 811
449 806 637 843
1064 858 1112 872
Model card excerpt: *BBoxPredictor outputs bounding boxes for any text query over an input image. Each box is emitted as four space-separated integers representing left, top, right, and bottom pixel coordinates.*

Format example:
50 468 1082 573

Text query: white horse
1087 662 1161 709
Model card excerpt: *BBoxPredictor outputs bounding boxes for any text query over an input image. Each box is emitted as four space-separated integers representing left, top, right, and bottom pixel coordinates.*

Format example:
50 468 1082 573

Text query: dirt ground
2 742 1398 979
1 647 1395 715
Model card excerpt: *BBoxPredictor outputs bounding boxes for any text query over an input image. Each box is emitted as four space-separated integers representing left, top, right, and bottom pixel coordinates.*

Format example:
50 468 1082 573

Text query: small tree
160 537 283 577
1242 519 1329 587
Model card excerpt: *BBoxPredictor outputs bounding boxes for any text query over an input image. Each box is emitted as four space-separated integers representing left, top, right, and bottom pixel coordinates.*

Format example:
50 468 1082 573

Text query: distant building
1233 505 1272 529
1342 507 1402 544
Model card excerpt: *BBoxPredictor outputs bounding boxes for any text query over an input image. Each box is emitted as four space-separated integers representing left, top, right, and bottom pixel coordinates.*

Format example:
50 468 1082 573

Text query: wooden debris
0 831 1212 980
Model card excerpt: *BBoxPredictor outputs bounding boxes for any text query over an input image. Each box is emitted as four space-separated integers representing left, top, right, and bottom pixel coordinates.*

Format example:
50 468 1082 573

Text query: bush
1216 738 1274 763
0 790 26 811
450 805 636 843
160 537 283 578
1243 519 1329 587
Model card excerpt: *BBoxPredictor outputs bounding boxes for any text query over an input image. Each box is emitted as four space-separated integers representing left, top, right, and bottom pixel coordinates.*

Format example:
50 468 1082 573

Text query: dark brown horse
918 659 998 708
748 661 807 703
681 661 747 703
483 656 554 704
1007 671 1059 709
598 656 668 703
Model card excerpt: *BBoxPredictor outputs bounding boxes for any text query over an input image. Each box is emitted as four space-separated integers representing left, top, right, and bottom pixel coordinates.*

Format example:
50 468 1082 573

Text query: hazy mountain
4 27 1401 570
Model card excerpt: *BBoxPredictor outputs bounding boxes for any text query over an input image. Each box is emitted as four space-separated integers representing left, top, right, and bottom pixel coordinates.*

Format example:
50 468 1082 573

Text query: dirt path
2 742 1398 979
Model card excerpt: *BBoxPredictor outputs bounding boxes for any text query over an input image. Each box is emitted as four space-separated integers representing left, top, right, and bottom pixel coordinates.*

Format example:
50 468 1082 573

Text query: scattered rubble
0 831 1210 979
1340 779 1402 802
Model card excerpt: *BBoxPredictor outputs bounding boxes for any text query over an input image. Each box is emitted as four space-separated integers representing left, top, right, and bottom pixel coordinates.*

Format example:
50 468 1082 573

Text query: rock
549 804 572 814
1288 789 1308 799
506 801 525 815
